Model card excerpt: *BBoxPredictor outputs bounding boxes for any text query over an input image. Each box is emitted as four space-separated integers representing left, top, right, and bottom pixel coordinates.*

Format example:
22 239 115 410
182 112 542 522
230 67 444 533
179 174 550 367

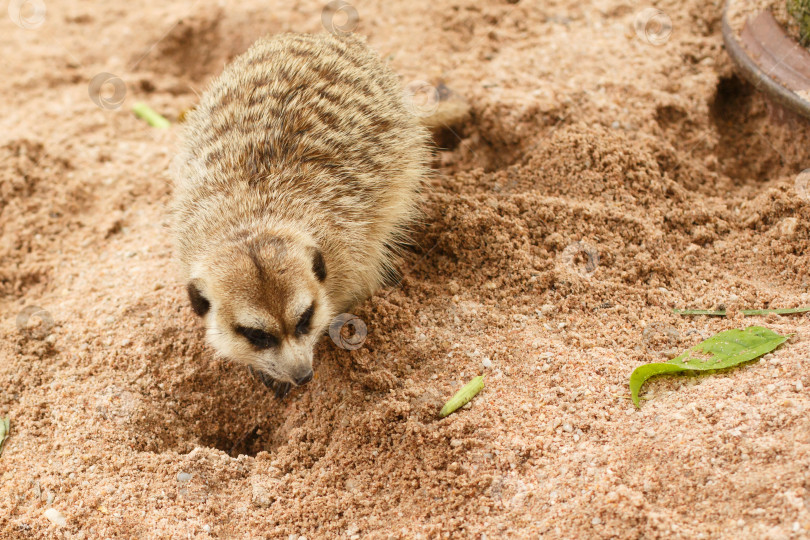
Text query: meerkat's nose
294 370 313 386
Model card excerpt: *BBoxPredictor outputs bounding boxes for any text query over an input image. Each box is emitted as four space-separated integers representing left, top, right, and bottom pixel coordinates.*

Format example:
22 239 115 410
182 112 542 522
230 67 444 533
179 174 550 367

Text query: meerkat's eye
235 326 279 349
295 303 315 336
187 282 210 317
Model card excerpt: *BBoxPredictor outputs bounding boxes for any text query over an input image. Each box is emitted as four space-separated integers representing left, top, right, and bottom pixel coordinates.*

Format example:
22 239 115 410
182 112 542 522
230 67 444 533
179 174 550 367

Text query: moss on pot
789 0 810 46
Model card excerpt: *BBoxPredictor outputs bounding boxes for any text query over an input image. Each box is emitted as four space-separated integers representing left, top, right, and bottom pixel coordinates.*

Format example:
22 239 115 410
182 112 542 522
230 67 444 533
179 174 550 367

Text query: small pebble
44 508 67 527
592 517 602 525
482 357 492 369
796 381 804 392
177 472 192 483
203 525 211 533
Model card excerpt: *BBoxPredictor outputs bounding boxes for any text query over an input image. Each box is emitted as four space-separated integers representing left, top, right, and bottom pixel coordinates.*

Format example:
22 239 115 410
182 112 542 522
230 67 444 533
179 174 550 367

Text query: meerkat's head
184 228 332 396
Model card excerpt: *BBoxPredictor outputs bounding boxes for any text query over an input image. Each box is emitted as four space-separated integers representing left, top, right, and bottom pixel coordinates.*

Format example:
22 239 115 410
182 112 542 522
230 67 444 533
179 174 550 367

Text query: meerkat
171 32 467 398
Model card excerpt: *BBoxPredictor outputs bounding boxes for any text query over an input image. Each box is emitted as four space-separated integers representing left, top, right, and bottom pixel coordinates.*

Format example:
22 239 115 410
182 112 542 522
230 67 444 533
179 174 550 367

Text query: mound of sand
1 0 809 537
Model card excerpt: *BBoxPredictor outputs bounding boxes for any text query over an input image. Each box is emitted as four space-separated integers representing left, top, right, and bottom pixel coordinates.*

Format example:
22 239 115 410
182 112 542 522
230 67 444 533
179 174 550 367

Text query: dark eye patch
235 326 279 349
295 303 315 336
311 249 326 282
187 282 210 317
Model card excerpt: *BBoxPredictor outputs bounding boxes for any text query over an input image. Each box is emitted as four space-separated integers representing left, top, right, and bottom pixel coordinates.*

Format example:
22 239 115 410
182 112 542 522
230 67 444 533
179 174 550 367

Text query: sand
1 0 810 538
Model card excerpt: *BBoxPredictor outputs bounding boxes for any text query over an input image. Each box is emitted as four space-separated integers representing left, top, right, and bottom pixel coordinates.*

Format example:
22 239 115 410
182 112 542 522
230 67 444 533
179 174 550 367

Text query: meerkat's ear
187 279 211 316
310 247 326 282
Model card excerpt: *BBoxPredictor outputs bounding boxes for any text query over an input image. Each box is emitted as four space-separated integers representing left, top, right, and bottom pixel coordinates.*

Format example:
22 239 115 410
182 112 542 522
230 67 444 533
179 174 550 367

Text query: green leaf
740 307 810 316
629 326 790 407
674 306 810 317
440 376 484 418
0 417 9 457
132 102 171 129
673 308 727 316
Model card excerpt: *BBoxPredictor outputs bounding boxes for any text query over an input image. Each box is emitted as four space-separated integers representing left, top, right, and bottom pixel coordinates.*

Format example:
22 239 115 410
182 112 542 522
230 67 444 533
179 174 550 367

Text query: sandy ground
1 0 810 538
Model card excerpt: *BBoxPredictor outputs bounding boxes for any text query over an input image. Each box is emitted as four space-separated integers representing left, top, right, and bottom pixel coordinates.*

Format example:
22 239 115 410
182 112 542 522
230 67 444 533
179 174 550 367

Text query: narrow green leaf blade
673 308 727 316
132 102 171 129
0 417 9 457
629 326 789 408
675 306 810 317
440 376 484 418
741 307 810 316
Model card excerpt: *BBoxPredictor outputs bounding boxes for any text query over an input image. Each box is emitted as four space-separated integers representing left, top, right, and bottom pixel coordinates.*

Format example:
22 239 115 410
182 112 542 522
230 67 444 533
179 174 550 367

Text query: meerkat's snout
185 231 332 396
